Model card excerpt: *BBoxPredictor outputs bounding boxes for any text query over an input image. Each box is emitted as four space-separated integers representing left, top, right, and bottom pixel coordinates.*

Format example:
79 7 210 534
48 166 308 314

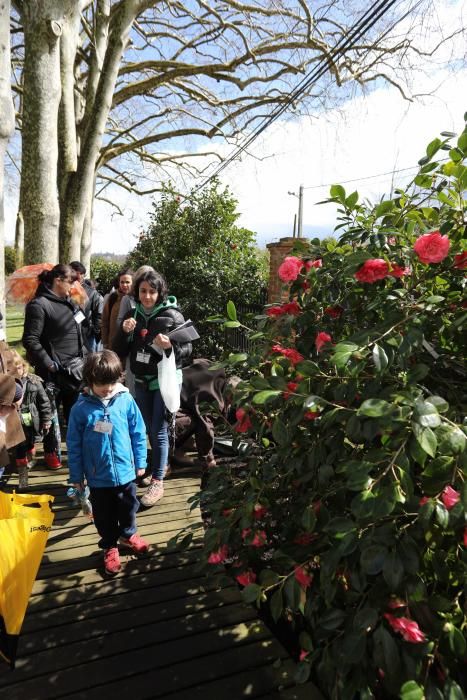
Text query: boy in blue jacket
67 350 148 575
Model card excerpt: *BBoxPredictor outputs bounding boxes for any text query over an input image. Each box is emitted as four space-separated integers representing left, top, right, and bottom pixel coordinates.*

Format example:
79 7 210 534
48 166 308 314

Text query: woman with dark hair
113 269 192 506
22 264 86 469
101 268 133 350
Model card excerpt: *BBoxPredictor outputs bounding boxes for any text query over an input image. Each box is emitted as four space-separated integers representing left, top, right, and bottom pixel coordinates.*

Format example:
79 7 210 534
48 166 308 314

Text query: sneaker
104 547 121 575
16 459 29 489
119 533 149 554
140 479 164 507
27 447 36 468
44 452 62 470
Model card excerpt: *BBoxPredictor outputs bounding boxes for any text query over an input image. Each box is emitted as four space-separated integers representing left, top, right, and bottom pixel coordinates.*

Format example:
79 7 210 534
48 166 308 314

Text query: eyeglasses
60 277 73 283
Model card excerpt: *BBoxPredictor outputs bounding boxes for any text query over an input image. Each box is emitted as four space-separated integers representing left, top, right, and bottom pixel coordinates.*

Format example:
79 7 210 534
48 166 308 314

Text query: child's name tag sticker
74 310 85 324
94 420 113 434
136 351 150 364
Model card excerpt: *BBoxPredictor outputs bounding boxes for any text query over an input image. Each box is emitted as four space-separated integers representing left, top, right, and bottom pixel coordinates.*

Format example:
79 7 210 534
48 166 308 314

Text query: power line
303 164 418 190
191 0 413 193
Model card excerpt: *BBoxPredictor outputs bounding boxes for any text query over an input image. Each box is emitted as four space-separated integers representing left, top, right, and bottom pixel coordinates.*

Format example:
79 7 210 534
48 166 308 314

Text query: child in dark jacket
11 351 52 489
67 350 149 575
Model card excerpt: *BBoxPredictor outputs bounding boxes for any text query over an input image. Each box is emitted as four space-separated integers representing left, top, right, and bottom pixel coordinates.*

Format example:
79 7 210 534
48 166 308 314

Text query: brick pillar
266 237 307 303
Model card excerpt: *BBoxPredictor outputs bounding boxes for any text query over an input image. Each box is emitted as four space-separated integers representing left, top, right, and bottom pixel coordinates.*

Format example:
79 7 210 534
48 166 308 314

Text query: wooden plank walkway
0 451 318 700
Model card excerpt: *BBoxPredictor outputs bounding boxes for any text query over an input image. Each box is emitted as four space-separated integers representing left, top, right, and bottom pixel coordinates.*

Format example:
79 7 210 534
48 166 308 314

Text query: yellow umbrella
0 490 54 668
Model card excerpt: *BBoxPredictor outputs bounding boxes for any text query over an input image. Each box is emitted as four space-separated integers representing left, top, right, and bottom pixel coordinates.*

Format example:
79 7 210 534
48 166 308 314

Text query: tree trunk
15 211 24 268
80 172 96 272
60 0 145 261
0 0 15 321
19 1 72 264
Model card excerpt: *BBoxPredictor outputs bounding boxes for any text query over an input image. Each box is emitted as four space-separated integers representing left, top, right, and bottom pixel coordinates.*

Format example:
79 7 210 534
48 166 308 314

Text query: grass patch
6 304 25 353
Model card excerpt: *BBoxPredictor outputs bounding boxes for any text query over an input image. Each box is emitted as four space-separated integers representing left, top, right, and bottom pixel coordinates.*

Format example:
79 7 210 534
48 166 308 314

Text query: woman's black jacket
22 284 85 380
112 299 192 379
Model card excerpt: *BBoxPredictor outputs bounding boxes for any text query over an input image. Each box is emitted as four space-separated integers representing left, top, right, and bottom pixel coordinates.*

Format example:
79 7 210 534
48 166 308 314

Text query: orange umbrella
6 264 87 307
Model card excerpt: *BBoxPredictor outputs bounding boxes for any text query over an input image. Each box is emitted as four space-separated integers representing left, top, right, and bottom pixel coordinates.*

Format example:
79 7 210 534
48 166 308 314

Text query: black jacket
22 284 86 379
82 282 104 349
20 374 52 435
112 299 192 378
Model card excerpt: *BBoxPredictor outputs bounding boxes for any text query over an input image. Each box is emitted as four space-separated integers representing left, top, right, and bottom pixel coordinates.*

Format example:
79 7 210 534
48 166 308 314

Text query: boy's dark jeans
89 481 139 549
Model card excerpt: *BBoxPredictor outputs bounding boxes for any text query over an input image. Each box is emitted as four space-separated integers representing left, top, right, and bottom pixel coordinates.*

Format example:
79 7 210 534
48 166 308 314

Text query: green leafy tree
4 245 16 275
128 183 268 357
90 257 122 295
176 125 467 697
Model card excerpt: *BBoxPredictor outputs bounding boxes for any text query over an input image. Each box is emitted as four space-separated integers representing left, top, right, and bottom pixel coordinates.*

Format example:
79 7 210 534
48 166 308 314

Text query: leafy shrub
5 246 16 275
185 126 467 698
90 257 121 295
127 182 268 358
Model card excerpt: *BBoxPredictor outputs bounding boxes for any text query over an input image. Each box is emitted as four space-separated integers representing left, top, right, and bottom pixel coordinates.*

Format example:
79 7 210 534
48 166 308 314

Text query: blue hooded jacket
67 384 147 487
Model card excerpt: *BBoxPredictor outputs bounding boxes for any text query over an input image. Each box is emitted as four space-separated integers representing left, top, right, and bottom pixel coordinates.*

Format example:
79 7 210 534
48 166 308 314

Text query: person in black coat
70 261 104 351
22 264 86 469
113 268 191 507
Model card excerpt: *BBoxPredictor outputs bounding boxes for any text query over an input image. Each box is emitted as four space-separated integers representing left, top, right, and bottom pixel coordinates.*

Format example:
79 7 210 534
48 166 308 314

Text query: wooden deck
0 453 318 700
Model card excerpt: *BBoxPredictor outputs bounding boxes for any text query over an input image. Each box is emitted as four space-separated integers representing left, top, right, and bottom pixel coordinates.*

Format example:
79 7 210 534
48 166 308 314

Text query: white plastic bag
157 351 180 413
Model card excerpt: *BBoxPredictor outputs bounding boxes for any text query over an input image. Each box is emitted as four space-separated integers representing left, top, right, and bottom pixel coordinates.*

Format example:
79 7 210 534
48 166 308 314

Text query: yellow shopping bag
0 490 54 668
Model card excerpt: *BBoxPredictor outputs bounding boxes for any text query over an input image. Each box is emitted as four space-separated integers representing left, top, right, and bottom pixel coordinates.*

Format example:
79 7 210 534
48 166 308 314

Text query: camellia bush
182 125 467 699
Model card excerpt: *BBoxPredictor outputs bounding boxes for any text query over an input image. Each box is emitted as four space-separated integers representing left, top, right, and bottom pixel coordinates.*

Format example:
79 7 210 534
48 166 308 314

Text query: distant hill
91 252 127 263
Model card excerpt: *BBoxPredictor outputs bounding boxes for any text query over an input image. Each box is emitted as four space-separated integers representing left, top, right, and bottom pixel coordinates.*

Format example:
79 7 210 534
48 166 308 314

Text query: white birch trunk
0 0 15 322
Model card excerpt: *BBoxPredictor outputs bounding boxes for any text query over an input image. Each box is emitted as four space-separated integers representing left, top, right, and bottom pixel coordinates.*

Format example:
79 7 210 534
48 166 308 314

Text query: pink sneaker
119 533 149 554
140 479 164 507
104 547 121 575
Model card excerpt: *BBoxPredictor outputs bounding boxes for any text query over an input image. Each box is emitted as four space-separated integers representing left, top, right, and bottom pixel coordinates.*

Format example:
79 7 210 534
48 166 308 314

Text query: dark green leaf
383 551 404 590
252 390 281 404
413 424 438 458
270 589 283 623
272 418 289 446
353 607 378 633
413 399 441 428
242 583 261 604
226 300 237 321
400 680 424 700
360 544 388 575
357 399 393 417
373 343 388 372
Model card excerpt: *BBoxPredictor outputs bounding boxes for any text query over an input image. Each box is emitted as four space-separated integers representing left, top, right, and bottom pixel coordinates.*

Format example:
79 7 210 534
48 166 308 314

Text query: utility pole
297 184 304 238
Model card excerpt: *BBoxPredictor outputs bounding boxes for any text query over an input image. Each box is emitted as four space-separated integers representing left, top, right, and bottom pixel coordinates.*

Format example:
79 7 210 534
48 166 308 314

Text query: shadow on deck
0 453 316 700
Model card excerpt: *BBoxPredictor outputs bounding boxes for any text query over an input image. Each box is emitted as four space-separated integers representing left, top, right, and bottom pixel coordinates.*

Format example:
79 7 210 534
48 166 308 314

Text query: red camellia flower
453 251 467 269
140 328 148 338
324 305 343 319
384 614 426 643
281 301 301 316
235 570 257 586
283 381 298 399
208 544 229 564
222 508 233 517
304 410 320 420
413 231 450 264
272 344 304 365
355 259 390 283
389 264 410 278
419 496 430 506
441 485 460 510
242 528 267 547
278 256 303 282
294 532 317 545
299 650 310 662
266 305 285 317
235 408 252 433
315 331 332 353
253 503 268 520
294 565 313 589
305 259 322 270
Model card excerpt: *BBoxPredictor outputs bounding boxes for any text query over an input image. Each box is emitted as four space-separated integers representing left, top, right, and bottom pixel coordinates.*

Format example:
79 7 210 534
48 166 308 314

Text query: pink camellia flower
208 544 229 564
140 328 148 338
324 305 343 319
222 508 233 517
235 570 257 586
266 305 285 317
283 381 298 399
413 231 450 264
304 410 320 420
272 344 304 366
389 264 410 278
355 259 390 283
441 485 460 510
315 331 332 353
294 565 313 589
305 259 322 270
253 503 268 520
453 251 467 269
281 300 302 316
299 650 310 662
278 256 303 282
384 614 426 643
235 408 252 433
419 496 430 506
242 528 267 547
